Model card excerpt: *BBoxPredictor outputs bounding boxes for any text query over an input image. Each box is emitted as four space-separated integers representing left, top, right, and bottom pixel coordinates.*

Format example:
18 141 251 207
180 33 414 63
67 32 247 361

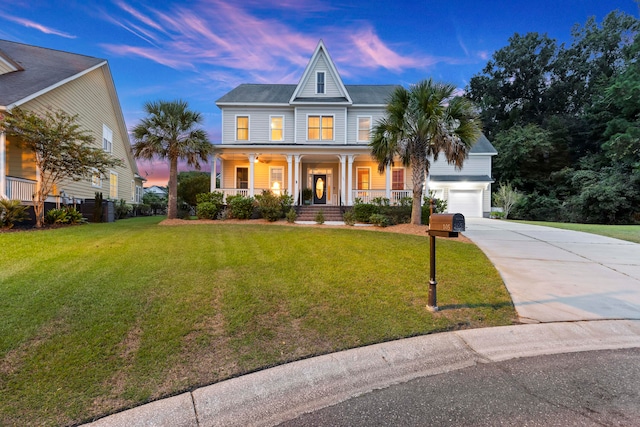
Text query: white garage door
448 190 482 218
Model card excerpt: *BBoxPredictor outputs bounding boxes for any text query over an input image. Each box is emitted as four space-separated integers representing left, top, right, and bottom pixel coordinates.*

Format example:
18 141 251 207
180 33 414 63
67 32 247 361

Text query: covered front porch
211 147 412 206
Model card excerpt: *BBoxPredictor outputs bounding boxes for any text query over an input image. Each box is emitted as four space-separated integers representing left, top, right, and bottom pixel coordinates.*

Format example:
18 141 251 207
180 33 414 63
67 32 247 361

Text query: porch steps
296 206 346 222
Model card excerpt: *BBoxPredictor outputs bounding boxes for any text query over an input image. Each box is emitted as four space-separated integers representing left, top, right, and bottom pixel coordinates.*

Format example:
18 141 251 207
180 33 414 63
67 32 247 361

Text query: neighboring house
144 185 168 198
0 39 145 206
213 40 496 218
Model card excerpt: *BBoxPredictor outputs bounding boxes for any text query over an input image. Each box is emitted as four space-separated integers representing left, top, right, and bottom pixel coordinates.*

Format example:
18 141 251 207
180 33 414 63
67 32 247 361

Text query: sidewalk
84 219 640 427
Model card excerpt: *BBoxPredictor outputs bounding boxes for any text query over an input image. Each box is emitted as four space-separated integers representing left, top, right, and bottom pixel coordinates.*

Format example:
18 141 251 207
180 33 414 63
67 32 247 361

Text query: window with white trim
392 168 405 190
102 124 113 153
270 116 284 141
236 167 248 189
316 72 325 94
357 116 372 142
131 180 135 202
307 115 333 141
109 171 118 199
269 167 284 195
91 169 102 188
357 168 370 190
236 116 249 141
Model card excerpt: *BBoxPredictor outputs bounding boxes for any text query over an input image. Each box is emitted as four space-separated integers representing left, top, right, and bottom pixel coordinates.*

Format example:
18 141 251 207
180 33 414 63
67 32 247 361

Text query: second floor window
236 116 249 140
357 117 371 142
270 116 283 141
308 115 333 141
102 124 113 153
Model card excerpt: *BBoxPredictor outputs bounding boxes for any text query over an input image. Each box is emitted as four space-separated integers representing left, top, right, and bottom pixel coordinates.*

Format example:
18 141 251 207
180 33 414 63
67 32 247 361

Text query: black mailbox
428 213 465 237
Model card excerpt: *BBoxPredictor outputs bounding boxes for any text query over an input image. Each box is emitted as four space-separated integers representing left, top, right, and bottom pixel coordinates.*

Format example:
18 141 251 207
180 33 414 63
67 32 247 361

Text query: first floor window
270 116 283 141
102 124 113 153
236 116 249 140
270 167 284 195
91 170 102 188
236 167 248 189
109 172 118 199
357 168 370 190
392 168 405 190
308 115 333 141
131 181 135 201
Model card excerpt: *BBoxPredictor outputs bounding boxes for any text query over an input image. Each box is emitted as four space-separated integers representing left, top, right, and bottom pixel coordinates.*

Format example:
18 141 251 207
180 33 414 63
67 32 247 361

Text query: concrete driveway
463 218 640 323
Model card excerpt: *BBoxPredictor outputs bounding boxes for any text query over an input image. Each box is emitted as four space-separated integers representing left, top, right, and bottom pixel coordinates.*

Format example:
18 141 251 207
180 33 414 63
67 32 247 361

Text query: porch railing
353 190 412 205
218 188 267 202
6 176 36 202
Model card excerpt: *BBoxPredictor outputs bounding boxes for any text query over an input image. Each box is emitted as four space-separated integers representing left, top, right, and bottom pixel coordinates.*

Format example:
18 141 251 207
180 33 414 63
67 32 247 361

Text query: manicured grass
0 217 515 426
515 220 640 244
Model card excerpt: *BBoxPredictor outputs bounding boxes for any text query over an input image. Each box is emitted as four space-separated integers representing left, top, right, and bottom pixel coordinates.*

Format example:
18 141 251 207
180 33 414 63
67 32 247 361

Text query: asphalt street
279 348 640 427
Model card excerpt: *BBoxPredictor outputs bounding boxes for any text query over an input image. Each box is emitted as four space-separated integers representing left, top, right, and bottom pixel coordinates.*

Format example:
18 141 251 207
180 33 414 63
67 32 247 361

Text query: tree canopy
0 107 122 227
370 79 482 224
132 100 213 219
467 10 640 224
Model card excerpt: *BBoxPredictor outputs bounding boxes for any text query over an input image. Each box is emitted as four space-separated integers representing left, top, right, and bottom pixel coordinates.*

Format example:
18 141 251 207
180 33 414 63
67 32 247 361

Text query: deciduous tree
0 107 122 227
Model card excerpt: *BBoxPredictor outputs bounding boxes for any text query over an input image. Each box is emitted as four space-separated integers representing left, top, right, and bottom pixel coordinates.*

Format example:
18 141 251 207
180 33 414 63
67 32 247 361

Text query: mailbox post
427 213 465 311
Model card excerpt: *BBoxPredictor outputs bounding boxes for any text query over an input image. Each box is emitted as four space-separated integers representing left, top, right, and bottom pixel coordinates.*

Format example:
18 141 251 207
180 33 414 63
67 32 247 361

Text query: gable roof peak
289 40 352 104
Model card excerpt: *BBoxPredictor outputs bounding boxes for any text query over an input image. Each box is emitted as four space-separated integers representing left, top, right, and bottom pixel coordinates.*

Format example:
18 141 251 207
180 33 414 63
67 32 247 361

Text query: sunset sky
2 0 638 185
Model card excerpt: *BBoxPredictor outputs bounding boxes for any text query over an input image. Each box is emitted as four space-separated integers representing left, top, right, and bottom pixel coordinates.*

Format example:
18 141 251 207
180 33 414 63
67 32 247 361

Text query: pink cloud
1 13 76 38
349 27 434 71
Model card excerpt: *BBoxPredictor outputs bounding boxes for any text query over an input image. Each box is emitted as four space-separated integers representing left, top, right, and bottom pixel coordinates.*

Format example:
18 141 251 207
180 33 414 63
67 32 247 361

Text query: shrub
93 192 103 222
45 207 85 225
369 213 390 227
342 209 356 226
0 199 30 229
511 192 562 222
280 191 294 213
315 209 325 224
285 208 297 223
493 182 523 219
353 199 379 223
226 195 255 219
196 202 218 219
371 197 390 207
115 199 132 219
380 205 411 225
196 191 224 219
255 190 283 222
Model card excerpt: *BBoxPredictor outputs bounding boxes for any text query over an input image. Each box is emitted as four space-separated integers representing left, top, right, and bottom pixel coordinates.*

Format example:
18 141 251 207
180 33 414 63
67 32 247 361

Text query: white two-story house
212 40 496 218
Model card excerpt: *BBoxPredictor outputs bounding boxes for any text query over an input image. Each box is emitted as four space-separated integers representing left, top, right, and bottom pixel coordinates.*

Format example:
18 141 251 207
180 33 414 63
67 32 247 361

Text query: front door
313 174 327 204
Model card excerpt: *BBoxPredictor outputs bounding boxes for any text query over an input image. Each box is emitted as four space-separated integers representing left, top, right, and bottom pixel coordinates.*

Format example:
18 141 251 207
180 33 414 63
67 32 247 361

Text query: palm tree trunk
411 156 426 225
167 156 178 219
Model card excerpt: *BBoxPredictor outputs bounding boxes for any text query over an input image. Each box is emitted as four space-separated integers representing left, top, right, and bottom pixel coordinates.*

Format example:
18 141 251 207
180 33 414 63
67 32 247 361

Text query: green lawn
0 217 516 426
515 220 640 244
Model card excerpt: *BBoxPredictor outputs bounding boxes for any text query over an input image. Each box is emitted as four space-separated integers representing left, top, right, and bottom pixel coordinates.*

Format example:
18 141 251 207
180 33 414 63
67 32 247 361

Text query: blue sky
1 0 638 185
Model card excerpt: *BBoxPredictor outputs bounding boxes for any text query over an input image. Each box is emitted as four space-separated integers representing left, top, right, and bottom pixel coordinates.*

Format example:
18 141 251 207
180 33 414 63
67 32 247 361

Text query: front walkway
463 218 640 323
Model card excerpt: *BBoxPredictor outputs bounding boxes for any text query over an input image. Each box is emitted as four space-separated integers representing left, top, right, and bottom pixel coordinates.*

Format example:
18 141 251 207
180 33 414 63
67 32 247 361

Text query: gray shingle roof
216 83 400 105
469 133 497 155
0 39 105 108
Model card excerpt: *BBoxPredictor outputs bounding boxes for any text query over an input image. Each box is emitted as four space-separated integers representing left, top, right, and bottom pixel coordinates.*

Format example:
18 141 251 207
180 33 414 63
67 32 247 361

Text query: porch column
385 164 391 200
347 155 354 205
339 155 346 206
210 154 217 191
294 154 301 205
248 154 255 197
0 132 6 198
286 155 293 197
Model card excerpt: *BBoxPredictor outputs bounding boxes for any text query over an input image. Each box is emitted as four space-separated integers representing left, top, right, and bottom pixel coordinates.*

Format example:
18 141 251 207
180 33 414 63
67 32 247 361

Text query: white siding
428 155 492 176
299 54 343 98
295 107 346 145
222 108 295 144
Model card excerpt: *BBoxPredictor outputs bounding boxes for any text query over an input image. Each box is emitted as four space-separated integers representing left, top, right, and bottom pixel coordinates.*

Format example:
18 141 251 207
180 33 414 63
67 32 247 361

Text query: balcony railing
6 176 36 202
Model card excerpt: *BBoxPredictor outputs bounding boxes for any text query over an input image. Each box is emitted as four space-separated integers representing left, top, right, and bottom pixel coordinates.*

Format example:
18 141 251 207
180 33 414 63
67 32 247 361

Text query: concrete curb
84 320 640 427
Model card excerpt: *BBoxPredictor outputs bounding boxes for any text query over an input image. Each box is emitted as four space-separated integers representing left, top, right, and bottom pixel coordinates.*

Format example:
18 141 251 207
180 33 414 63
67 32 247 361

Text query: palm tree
132 100 213 219
370 79 482 224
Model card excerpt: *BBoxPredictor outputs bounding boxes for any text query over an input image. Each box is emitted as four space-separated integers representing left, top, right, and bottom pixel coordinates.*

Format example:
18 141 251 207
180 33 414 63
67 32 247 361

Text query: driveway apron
463 219 640 323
